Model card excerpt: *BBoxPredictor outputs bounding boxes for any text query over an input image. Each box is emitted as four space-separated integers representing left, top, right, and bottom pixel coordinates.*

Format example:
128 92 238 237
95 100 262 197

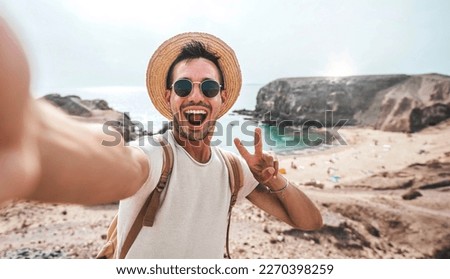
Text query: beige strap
143 137 174 226
119 136 173 259
218 149 244 259
119 192 152 258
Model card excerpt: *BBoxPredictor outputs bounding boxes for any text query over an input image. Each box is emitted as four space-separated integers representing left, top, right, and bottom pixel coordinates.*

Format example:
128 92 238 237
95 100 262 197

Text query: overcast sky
1 0 449 92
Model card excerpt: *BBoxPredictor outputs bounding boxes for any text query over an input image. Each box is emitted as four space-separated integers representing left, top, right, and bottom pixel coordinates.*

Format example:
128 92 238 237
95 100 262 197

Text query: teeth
185 110 207 114
184 109 207 125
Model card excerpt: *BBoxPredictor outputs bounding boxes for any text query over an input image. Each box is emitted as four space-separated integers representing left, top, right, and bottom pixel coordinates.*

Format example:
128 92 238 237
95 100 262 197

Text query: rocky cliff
41 94 141 142
254 73 450 132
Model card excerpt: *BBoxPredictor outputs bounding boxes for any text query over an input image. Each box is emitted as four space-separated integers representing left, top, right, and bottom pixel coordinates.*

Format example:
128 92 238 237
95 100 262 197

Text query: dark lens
173 79 192 97
201 80 220 98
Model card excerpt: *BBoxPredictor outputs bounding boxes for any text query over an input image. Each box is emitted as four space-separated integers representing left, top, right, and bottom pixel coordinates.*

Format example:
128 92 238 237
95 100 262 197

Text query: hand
0 18 40 203
234 127 279 184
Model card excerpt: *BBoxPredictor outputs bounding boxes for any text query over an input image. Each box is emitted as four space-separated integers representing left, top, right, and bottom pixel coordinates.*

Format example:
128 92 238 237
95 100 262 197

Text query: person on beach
0 18 322 258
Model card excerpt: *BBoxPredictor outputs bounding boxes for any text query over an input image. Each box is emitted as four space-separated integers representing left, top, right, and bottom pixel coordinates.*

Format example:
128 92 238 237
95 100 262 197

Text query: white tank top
117 131 258 258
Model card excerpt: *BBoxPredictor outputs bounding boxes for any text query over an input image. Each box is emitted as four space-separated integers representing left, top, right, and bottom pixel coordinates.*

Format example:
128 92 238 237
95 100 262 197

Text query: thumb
261 167 276 184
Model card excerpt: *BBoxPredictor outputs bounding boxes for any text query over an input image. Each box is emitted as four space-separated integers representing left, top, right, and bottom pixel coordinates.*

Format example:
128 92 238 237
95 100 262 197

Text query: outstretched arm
234 128 323 230
0 18 148 205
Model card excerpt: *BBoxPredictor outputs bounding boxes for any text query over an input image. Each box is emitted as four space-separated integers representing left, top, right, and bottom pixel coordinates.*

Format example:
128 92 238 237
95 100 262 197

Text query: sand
1 121 449 259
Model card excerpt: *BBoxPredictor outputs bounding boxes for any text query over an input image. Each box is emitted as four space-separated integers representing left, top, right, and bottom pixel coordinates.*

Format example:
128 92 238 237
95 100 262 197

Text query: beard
172 113 216 143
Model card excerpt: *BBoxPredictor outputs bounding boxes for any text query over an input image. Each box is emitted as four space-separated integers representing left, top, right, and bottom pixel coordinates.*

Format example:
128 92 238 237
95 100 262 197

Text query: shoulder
128 135 166 156
215 147 245 167
127 135 168 186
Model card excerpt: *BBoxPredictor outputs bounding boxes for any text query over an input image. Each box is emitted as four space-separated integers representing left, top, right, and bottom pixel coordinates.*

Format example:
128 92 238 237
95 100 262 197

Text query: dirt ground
1 121 449 259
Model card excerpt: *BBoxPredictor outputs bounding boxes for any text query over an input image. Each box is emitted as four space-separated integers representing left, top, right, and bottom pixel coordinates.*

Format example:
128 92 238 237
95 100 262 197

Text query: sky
1 0 450 92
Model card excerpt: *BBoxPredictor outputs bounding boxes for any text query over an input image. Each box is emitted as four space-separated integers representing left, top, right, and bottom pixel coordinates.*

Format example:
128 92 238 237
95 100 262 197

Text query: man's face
165 58 227 142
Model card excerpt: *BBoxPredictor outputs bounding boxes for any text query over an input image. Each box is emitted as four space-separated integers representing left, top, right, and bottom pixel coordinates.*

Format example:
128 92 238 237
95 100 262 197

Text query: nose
188 82 204 102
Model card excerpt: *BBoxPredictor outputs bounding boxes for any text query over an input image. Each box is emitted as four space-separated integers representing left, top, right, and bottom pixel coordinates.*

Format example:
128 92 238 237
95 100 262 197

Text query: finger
261 167 276 184
254 128 263 157
273 160 279 179
234 138 251 160
263 151 274 166
267 150 279 178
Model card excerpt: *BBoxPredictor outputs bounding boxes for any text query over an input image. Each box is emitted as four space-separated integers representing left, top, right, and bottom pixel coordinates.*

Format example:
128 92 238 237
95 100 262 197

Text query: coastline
230 120 450 258
279 122 450 189
1 120 449 258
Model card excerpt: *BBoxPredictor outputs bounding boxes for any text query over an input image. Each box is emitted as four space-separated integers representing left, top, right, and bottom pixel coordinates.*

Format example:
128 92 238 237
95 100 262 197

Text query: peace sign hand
234 128 279 184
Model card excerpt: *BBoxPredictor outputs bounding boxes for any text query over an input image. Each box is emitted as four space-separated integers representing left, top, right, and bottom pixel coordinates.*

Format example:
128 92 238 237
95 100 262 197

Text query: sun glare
324 53 357 77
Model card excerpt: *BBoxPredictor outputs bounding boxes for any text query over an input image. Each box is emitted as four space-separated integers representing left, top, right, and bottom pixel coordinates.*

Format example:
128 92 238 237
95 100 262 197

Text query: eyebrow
176 77 219 82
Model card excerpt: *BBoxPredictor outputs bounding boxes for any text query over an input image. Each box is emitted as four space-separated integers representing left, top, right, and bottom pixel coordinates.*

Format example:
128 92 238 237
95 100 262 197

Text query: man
0 20 322 258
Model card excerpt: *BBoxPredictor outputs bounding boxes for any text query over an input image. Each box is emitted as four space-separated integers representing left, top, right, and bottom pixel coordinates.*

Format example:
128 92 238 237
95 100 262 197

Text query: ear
165 89 171 105
220 89 227 104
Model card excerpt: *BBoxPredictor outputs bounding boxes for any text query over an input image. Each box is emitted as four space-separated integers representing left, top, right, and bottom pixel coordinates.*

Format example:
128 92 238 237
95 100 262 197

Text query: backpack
96 136 244 259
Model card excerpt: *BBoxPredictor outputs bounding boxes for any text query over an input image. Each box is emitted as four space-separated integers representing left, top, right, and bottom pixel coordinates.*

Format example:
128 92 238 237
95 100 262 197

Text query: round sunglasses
170 79 222 98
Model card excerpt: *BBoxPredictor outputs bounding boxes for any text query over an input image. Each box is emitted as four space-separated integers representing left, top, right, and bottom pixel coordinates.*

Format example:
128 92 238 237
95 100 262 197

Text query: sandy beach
1 121 449 259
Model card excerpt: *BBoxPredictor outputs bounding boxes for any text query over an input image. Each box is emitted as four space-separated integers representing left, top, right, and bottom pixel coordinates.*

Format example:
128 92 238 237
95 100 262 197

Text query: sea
35 84 319 154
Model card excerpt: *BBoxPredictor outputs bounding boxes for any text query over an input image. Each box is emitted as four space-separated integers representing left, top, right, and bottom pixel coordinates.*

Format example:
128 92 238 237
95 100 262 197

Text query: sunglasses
171 79 222 98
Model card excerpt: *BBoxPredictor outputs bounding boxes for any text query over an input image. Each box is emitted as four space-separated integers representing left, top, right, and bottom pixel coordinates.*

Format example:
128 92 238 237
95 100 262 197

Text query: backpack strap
218 149 244 259
143 136 174 226
119 136 174 259
96 213 119 259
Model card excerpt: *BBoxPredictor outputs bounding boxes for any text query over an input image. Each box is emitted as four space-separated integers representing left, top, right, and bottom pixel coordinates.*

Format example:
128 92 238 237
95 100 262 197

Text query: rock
254 74 450 133
375 75 450 132
4 248 66 259
232 108 256 116
276 235 285 242
433 245 450 259
419 179 450 190
402 189 422 200
364 222 381 237
42 94 92 116
304 180 325 189
159 122 171 134
40 94 142 142
80 99 112 111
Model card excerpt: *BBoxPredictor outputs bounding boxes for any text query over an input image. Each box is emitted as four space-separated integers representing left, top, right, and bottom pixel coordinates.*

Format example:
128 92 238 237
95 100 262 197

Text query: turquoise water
259 125 325 154
35 85 314 154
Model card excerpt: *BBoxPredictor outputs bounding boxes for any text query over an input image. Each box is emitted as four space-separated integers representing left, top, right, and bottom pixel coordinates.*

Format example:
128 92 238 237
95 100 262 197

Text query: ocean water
36 84 315 154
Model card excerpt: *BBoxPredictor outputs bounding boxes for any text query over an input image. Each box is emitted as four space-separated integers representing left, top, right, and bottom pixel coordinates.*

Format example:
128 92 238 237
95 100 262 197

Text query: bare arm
234 128 323 230
0 18 149 205
28 101 149 204
246 179 323 230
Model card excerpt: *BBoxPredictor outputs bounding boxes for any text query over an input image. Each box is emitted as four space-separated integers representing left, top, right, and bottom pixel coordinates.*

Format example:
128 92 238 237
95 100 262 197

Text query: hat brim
146 32 242 120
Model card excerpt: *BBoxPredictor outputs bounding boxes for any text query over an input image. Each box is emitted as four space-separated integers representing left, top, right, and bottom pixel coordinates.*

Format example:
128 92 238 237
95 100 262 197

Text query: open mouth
184 109 208 126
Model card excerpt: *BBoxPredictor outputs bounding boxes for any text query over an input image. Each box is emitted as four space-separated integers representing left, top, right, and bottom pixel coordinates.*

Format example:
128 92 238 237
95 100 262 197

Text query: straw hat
146 32 242 120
